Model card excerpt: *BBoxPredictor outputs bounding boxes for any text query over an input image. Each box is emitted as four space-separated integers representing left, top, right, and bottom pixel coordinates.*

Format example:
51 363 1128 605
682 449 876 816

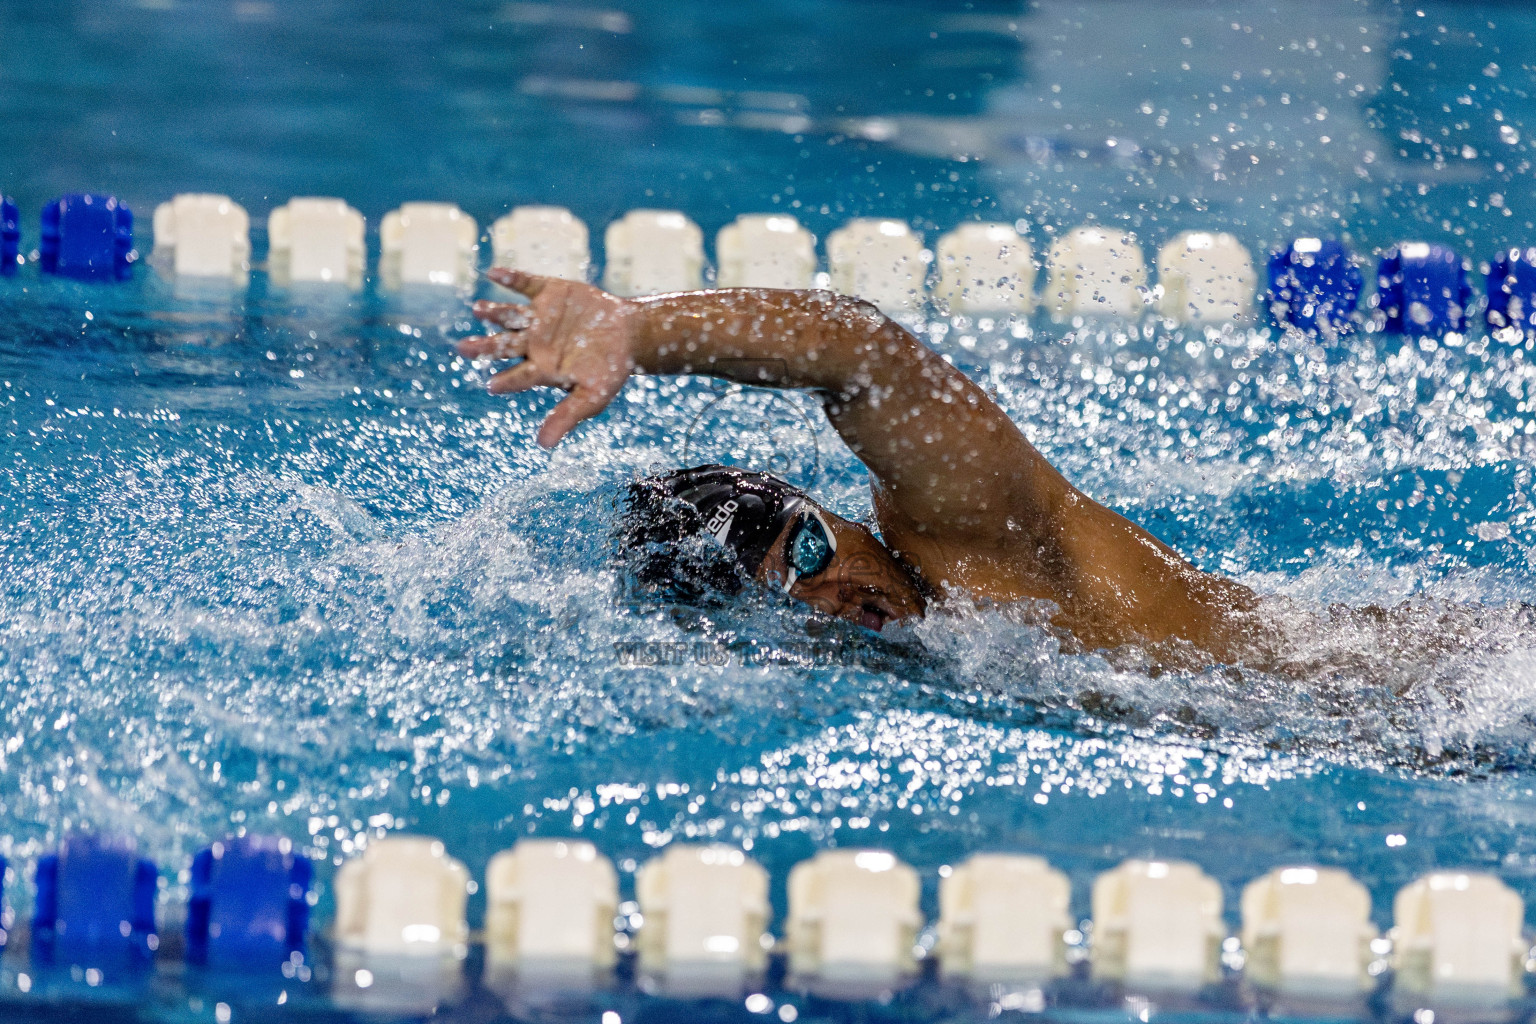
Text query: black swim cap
616 465 808 601
653 464 807 575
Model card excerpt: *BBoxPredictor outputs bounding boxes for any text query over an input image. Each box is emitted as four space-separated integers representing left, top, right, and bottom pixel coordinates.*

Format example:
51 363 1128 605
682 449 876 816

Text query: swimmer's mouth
858 604 890 632
822 588 909 632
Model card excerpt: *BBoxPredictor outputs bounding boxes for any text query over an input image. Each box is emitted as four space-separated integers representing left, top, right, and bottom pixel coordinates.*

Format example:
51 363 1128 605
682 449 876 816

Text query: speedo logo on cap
704 499 738 542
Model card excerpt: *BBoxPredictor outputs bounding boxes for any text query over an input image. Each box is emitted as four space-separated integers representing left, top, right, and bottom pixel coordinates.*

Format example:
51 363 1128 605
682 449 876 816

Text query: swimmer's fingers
457 331 527 360
537 385 615 449
471 300 532 330
487 360 556 396
485 267 551 299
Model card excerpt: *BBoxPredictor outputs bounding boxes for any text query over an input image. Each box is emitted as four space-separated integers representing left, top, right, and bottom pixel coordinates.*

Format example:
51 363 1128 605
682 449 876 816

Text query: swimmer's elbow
797 292 926 375
800 290 895 332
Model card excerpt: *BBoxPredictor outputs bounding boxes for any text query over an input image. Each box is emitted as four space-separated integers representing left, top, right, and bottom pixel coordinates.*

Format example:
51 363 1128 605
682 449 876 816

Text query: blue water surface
1 0 1536 1021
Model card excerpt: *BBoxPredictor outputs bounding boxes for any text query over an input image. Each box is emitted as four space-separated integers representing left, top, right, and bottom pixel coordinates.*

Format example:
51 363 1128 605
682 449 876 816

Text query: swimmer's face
755 500 926 632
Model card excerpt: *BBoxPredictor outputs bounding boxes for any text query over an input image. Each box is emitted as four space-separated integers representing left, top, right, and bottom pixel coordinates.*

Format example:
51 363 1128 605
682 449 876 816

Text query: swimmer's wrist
628 295 682 374
624 288 924 398
629 292 765 376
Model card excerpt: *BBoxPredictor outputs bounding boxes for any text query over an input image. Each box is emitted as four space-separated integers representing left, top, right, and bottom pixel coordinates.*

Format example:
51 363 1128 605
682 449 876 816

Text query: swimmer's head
619 464 926 631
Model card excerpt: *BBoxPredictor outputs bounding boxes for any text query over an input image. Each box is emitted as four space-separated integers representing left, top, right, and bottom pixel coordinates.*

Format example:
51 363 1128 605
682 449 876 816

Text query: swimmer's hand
459 268 641 448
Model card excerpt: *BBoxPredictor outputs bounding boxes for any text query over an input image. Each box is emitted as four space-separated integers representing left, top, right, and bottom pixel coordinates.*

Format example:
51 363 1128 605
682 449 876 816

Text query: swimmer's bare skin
461 268 1260 662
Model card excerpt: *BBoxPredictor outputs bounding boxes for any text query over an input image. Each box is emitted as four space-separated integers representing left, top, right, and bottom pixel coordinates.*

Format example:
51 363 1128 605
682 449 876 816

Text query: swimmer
460 268 1262 665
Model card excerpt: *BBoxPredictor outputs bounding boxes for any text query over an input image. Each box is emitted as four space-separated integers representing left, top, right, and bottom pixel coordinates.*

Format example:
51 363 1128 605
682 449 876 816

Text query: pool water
1 0 1536 1019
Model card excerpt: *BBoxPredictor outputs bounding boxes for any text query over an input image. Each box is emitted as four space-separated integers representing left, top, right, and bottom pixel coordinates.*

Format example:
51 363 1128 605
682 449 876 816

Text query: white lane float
1391 871 1527 1006
935 222 1036 314
937 853 1071 983
826 218 927 316
151 193 250 280
635 844 770 995
332 835 471 957
484 838 619 989
1241 866 1376 996
785 849 923 996
716 213 816 289
379 201 478 289
331 836 471 1013
1045 225 1148 318
267 197 366 289
492 205 591 281
1091 859 1224 989
1155 230 1257 324
603 209 705 295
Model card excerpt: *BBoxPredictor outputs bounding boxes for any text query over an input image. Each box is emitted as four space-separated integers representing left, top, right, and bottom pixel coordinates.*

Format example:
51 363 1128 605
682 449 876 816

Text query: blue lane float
39 193 135 281
187 835 312 969
0 197 17 276
1377 242 1471 337
1266 238 1363 335
32 834 158 966
1486 247 1536 333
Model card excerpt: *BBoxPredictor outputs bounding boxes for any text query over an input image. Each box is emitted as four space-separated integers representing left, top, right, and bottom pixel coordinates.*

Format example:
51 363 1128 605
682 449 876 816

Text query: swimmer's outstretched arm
462 269 1256 656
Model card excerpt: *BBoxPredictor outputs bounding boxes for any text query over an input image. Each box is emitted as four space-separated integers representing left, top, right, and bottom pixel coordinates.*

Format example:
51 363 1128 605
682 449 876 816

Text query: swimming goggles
780 504 837 590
